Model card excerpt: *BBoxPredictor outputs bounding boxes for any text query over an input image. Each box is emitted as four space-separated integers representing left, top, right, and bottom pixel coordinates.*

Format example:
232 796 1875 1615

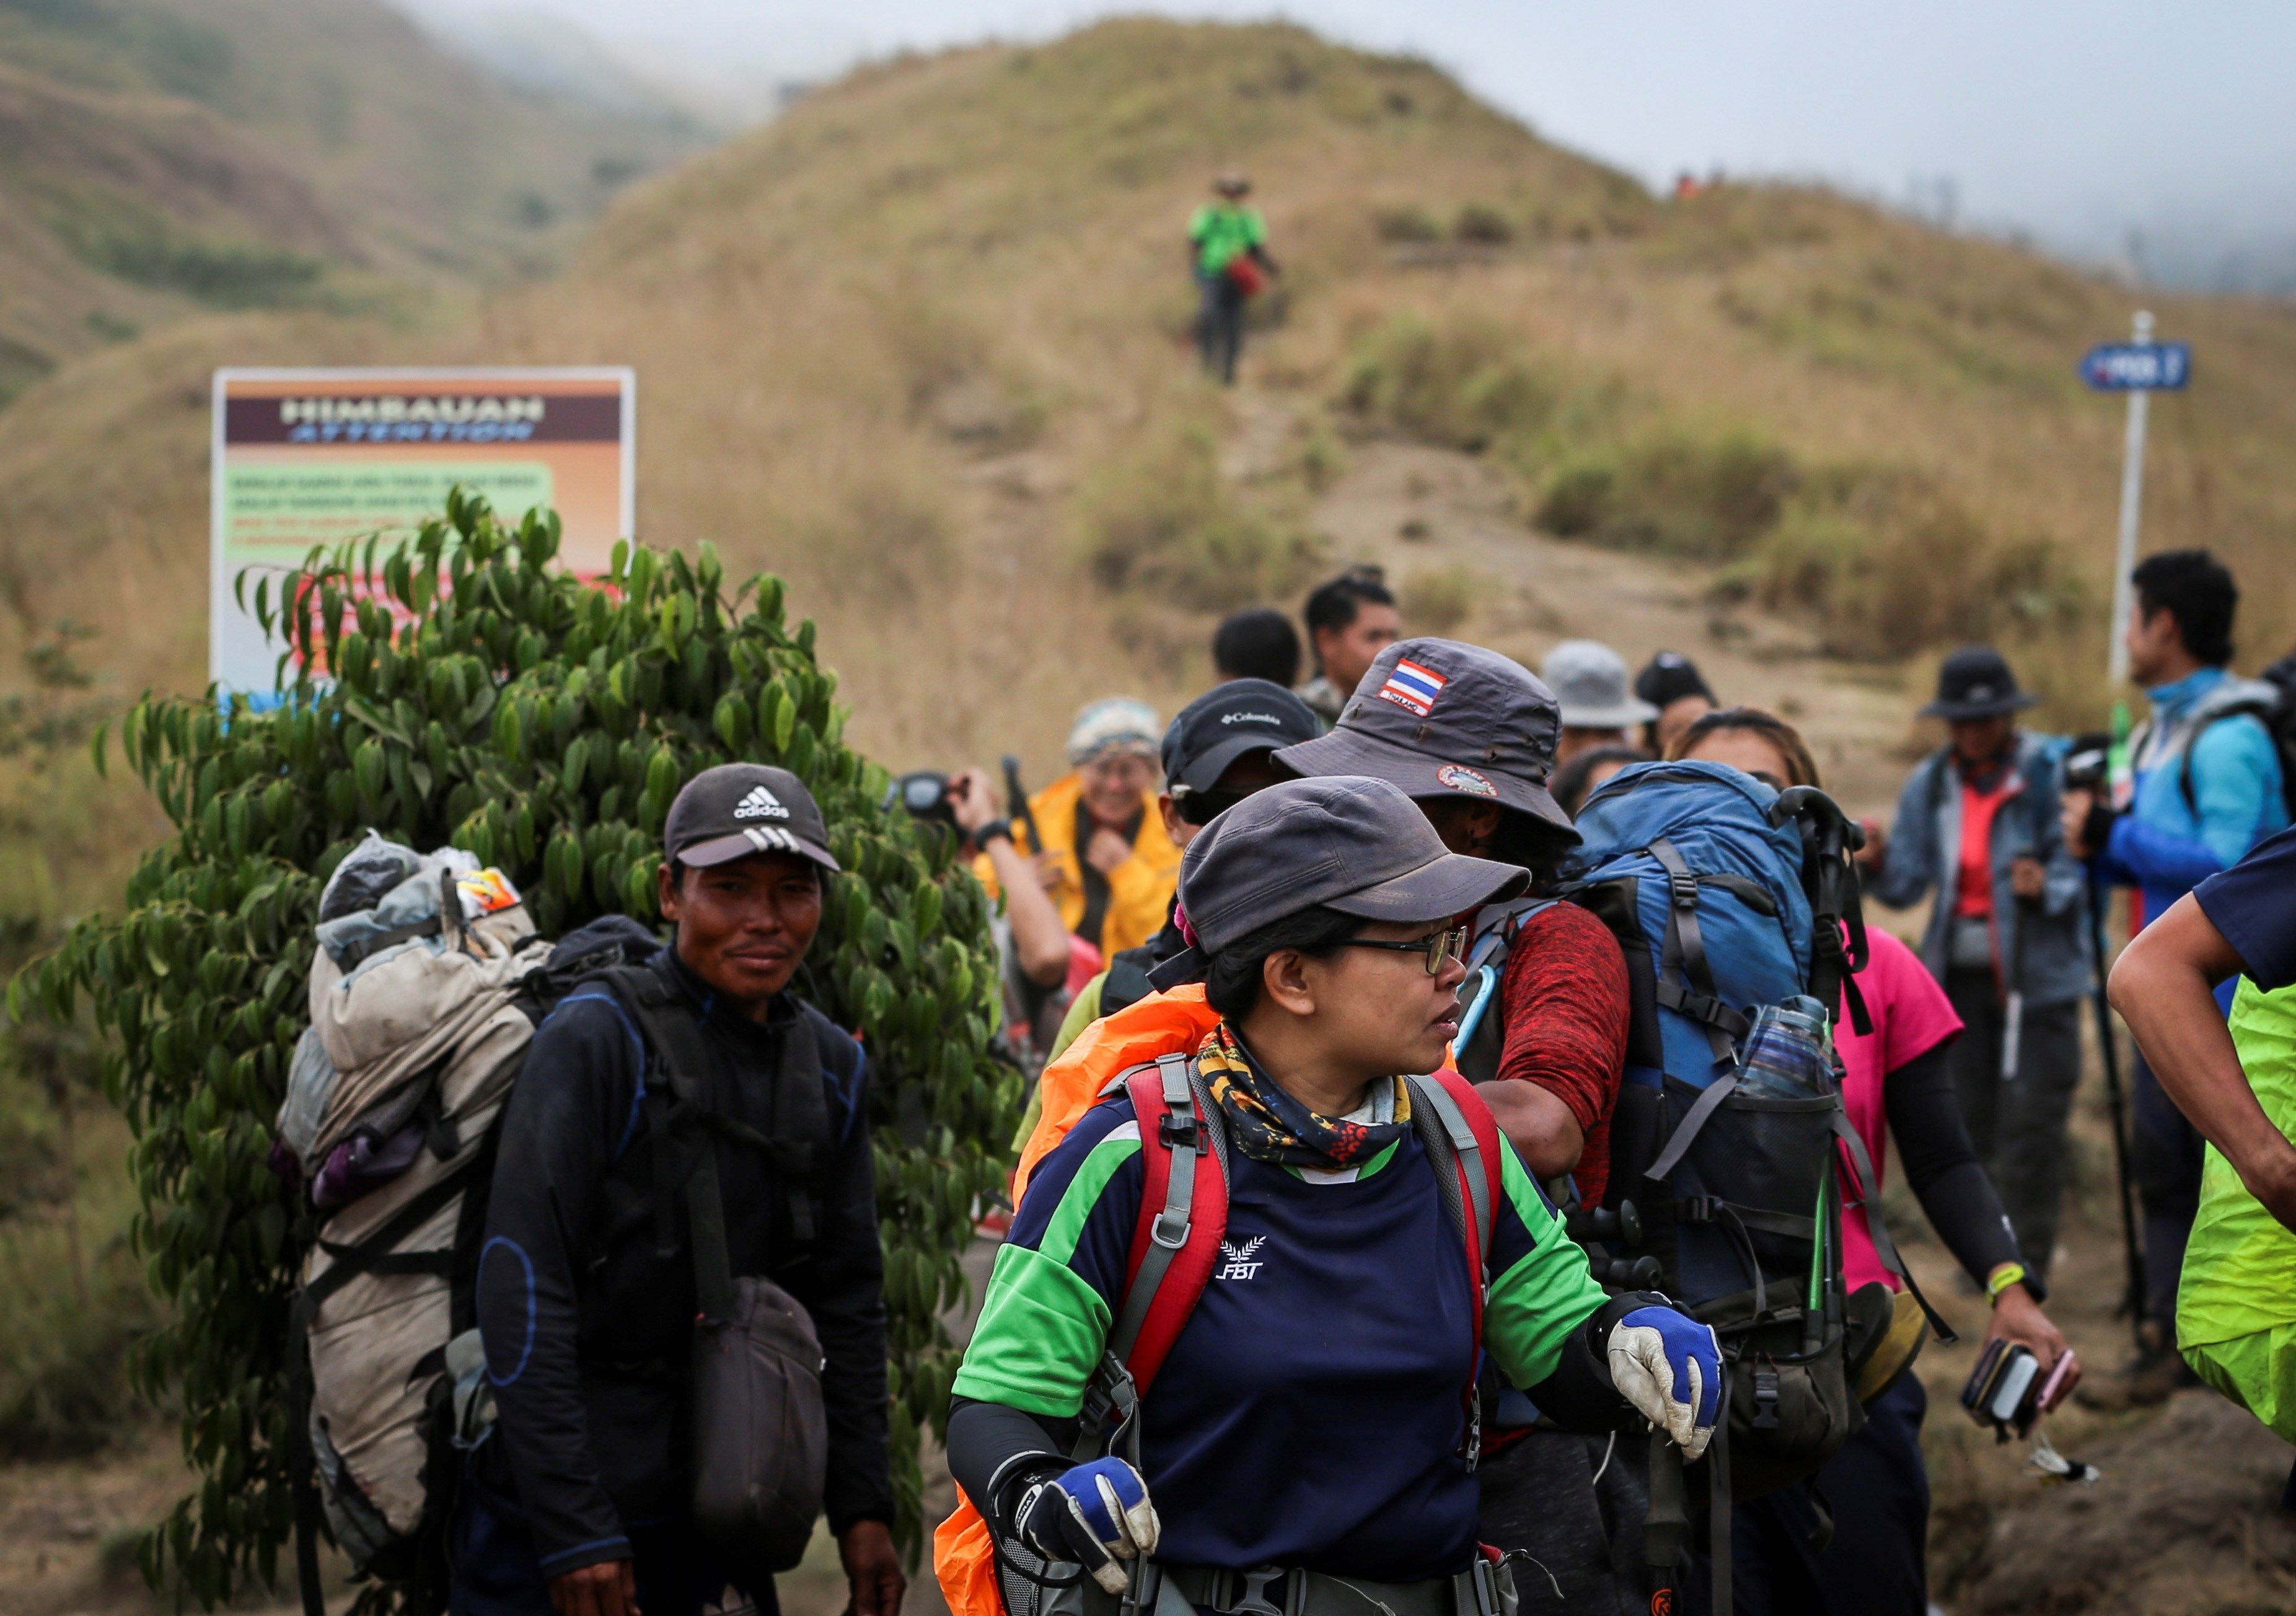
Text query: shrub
1400 566 1481 636
1077 416 1324 611
1341 313 1554 452
8 493 1018 1604
1453 203 1514 245
1372 206 1442 243
1738 467 2082 660
1534 428 1795 560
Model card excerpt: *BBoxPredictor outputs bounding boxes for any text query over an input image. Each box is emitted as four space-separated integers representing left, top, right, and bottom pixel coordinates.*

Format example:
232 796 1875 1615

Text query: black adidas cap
664 763 840 873
1163 678 1321 794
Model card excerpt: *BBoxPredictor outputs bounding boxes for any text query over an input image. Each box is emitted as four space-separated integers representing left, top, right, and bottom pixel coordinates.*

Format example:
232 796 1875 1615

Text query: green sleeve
952 1122 1140 1416
1246 208 1268 246
1481 1135 1609 1387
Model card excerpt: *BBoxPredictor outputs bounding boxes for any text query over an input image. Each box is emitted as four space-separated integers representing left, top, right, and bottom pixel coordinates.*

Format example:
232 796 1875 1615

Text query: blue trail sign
2081 341 2191 391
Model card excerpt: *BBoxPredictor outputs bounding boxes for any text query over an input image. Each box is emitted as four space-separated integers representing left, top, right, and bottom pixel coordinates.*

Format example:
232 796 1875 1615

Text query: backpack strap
1828 1113 1956 1345
1647 837 1748 1065
1076 1055 1230 1463
1407 1071 1505 1469
2175 696 2280 818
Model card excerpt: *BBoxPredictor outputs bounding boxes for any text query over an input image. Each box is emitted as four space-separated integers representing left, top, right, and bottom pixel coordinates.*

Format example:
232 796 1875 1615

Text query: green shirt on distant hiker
1189 172 1278 384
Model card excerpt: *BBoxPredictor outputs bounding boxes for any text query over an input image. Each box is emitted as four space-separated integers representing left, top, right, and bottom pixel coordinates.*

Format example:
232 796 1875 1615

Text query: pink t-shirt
1836 928 1964 1291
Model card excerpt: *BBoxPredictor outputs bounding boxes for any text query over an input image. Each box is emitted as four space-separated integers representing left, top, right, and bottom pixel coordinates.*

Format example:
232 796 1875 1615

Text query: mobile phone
1986 1349 2041 1426
2036 1348 2079 1414
1960 1338 2010 1423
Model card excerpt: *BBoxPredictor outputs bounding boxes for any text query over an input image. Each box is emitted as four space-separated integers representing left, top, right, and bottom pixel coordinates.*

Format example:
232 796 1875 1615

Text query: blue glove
1012 1456 1161 1594
1608 1306 1723 1460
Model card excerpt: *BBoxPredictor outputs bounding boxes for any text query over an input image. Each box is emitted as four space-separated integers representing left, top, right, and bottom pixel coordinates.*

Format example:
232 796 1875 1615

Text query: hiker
2064 549 2290 1404
1858 647 2091 1283
2109 825 2296 1453
1189 172 1278 384
892 767 1075 1068
458 765 902 1616
1669 710 2075 1616
1551 744 1647 820
990 699 1182 963
1212 605 1302 688
1272 639 1652 1609
1296 566 1400 729
1049 679 1321 1056
941 775 1722 1616
1633 651 1717 756
1544 640 1659 769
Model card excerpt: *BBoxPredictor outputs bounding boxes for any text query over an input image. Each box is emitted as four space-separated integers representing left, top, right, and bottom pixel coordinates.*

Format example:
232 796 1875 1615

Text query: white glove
1608 1306 1723 1461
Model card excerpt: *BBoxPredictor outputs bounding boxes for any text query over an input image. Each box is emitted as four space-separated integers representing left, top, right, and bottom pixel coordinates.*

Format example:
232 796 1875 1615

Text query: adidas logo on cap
734 784 790 820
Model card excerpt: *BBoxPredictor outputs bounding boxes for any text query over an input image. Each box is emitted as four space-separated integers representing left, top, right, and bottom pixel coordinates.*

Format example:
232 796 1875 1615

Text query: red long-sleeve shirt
1492 900 1631 1205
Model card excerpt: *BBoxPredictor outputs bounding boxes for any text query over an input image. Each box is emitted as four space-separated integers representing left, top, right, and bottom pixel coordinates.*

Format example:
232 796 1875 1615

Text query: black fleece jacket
472 947 892 1576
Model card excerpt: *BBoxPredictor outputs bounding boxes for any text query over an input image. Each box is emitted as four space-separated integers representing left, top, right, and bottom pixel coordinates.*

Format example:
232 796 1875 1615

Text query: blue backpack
1559 760 1941 1514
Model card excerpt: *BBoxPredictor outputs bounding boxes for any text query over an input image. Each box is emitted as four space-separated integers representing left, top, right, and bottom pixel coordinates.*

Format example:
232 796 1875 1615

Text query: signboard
2080 341 2191 392
210 367 635 698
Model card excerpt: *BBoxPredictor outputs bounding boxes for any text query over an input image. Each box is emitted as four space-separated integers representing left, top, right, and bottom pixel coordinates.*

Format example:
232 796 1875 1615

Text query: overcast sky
407 0 2296 287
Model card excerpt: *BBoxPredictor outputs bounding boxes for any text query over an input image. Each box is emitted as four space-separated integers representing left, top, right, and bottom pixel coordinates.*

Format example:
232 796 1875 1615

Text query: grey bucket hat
1272 637 1578 837
1543 639 1660 730
1150 776 1528 987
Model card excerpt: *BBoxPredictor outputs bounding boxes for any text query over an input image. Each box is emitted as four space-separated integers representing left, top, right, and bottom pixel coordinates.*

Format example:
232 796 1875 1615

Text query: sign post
2081 313 2192 692
211 366 635 702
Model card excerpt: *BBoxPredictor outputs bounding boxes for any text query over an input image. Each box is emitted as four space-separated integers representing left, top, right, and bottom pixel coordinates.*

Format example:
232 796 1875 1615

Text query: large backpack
937 1058 1505 1616
1554 761 1943 1510
2150 665 2296 825
279 838 822 1616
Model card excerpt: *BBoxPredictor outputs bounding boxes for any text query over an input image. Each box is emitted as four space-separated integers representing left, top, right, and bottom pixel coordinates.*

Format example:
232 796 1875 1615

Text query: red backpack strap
1110 1053 1229 1396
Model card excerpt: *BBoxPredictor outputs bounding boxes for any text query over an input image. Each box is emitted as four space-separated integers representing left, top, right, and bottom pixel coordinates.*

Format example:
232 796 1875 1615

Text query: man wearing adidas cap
462 764 904 1616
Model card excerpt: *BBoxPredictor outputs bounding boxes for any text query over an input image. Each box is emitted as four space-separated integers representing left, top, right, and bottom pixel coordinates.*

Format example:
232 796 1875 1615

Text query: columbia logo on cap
734 784 789 820
1221 711 1282 726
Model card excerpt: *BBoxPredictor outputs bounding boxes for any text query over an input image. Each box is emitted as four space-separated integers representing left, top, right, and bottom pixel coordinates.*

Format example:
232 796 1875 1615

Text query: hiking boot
2077 1329 2201 1412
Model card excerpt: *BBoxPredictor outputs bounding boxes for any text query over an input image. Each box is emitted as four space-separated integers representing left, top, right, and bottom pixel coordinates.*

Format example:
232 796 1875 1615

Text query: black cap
1151 776 1526 985
1273 638 1577 838
1635 650 1715 711
1162 679 1321 794
664 763 840 872
1920 646 2038 722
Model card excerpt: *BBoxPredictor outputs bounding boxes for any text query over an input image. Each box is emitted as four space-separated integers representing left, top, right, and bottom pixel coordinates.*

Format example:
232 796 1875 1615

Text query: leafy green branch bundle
7 491 1018 1602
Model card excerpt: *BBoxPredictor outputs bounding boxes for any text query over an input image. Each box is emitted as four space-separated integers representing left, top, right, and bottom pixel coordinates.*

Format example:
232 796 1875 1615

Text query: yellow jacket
974 771 1179 960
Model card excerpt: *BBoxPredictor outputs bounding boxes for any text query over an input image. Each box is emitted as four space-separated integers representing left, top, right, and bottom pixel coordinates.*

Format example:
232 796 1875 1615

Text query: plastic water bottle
1736 996 1835 1099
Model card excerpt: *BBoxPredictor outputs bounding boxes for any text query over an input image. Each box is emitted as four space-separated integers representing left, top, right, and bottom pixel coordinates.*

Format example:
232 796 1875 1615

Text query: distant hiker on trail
461 765 902 1616
1543 639 1659 770
1671 709 2075 1616
981 699 1180 962
938 776 1720 1616
1212 605 1301 688
1296 566 1399 729
2063 549 2290 1407
1273 639 1653 1609
2110 825 2296 1456
1859 647 2091 1284
1634 650 1716 756
1189 172 1278 384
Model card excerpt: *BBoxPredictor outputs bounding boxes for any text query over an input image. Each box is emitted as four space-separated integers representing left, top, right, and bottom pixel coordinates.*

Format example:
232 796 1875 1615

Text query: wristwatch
972 818 1014 848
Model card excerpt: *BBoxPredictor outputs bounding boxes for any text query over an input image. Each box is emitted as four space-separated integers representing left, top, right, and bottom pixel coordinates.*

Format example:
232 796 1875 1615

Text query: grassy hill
7 17 2296 916
0 0 706 405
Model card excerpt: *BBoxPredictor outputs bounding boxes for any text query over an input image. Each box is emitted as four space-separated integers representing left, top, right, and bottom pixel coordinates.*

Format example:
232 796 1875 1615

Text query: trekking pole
1643 1429 1687 1616
2083 875 2149 1346
2000 886 2035 1084
1001 755 1044 856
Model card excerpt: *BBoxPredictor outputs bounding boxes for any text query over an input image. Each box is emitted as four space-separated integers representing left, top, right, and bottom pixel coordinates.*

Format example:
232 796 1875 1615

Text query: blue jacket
1867 731 2091 1007
2099 666 2290 929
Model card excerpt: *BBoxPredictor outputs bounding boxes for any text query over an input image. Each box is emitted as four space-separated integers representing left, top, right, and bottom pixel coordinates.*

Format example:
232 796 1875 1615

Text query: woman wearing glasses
941 776 1722 1616
1273 639 1650 1611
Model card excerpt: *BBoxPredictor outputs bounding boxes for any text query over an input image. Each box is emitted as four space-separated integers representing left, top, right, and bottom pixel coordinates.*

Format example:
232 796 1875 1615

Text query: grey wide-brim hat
1148 775 1528 988
1273 637 1578 837
1543 638 1660 730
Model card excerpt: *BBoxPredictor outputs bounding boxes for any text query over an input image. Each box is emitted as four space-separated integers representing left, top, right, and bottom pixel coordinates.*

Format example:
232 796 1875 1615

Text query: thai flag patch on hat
1376 657 1448 717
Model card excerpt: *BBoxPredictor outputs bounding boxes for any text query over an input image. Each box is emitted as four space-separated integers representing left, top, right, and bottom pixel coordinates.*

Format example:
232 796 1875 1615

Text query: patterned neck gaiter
1195 1022 1412 1170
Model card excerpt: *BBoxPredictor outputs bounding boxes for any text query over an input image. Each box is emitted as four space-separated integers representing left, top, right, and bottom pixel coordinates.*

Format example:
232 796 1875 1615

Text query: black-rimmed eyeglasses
1335 925 1470 976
